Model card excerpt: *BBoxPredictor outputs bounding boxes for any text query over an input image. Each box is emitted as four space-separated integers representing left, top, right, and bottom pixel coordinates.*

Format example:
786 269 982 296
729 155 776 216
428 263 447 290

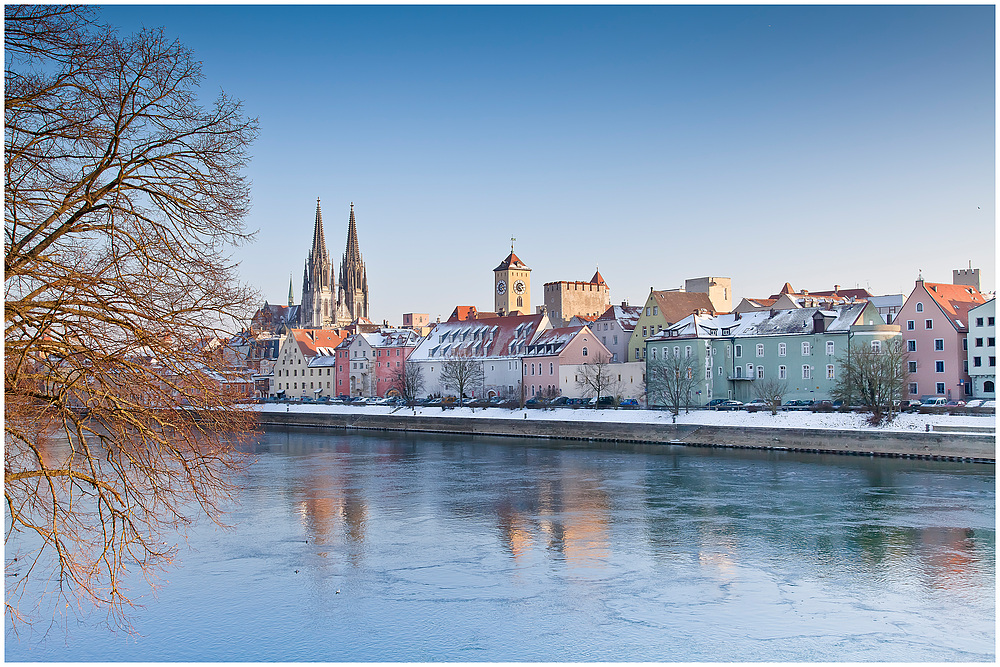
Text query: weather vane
510 236 516 253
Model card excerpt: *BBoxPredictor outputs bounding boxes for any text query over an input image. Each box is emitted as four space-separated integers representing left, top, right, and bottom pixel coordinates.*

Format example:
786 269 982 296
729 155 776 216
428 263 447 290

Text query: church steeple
344 202 361 261
311 198 330 265
301 197 335 328
288 274 294 307
336 202 369 326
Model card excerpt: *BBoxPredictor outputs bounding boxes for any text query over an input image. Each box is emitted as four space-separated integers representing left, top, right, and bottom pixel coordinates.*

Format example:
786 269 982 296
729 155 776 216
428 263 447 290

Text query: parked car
706 398 727 409
548 396 570 406
619 398 640 409
717 400 743 411
945 400 966 407
921 397 948 406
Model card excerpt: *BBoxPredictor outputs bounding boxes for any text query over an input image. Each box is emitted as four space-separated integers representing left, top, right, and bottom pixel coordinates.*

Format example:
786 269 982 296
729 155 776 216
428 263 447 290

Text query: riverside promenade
255 405 995 463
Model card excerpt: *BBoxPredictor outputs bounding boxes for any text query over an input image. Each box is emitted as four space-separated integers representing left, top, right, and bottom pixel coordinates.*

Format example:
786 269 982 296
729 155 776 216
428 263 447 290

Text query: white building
271 328 349 399
967 299 995 399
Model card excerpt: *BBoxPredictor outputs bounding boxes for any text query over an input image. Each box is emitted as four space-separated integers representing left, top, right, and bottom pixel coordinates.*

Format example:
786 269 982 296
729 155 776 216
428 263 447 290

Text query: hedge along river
6 427 995 661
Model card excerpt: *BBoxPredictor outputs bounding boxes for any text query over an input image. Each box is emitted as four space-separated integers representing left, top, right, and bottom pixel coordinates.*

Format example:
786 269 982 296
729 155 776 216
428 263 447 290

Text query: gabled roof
919 282 987 330
650 291 716 324
590 269 607 286
522 325 594 357
409 312 548 361
449 306 478 322
289 328 350 357
596 304 643 331
494 252 529 272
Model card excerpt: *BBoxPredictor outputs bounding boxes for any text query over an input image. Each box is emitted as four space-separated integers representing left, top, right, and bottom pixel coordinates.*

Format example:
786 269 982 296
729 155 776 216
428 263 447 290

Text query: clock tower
494 242 531 316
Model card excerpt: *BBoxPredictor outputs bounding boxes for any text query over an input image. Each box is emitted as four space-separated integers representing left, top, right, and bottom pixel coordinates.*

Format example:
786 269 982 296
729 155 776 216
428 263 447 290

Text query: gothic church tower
336 203 369 326
301 198 335 328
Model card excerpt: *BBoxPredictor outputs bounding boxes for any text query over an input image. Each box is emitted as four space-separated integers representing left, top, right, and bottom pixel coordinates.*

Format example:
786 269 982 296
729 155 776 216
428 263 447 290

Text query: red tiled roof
921 282 987 328
494 252 529 271
290 328 350 357
590 269 607 286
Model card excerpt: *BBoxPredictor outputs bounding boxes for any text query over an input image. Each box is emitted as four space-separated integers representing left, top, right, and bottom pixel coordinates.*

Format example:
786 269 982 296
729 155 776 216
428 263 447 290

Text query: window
613 335 618 345
909 382 918 396
826 341 835 356
965 382 973 396
907 340 916 352
778 365 787 380
976 337 984 347
802 342 811 355
989 317 995 326
735 344 742 358
925 319 933 329
706 368 712 380
582 347 588 357
990 357 996 367
936 382 945 394
674 346 681 358
990 338 996 347
977 317 984 327
934 339 944 351
802 365 812 379
916 302 923 312
908 361 917 372
986 380 995 392
826 364 835 380
653 306 658 316
756 344 764 357
735 366 743 378
651 347 657 360
906 320 915 330
935 360 945 373
756 366 764 379
642 327 647 337
778 343 786 357
646 307 651 316
635 348 640 360
746 363 753 376
963 338 968 351
974 357 982 367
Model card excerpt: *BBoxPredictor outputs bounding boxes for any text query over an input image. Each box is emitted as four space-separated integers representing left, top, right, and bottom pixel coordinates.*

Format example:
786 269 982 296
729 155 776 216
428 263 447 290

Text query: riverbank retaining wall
256 411 995 463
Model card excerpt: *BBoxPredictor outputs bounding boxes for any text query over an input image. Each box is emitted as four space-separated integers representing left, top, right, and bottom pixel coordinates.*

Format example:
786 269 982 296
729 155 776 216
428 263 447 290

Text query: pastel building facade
519 326 610 399
591 304 642 363
966 299 995 399
407 312 551 399
897 279 987 399
271 328 349 399
627 289 716 362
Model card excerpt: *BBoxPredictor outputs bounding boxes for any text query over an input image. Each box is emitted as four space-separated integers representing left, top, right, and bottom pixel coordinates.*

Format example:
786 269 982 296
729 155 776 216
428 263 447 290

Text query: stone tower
336 203 369 326
494 244 531 316
300 198 335 328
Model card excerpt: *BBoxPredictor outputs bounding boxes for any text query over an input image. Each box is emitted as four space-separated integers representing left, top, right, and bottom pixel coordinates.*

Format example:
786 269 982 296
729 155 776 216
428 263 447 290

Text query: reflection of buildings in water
919 526 980 591
495 465 611 569
295 463 369 560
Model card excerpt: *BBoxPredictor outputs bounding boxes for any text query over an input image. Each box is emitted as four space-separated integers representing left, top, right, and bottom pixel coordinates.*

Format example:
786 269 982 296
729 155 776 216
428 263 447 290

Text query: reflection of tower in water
295 462 369 562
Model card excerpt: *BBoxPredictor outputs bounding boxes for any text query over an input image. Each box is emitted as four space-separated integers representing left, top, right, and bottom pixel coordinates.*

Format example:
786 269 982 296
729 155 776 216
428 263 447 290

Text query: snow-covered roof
595 304 642 331
408 312 548 361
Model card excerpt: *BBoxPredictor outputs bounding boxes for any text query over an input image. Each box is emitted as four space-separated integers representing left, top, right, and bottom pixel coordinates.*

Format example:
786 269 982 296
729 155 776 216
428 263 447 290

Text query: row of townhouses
240 246 994 405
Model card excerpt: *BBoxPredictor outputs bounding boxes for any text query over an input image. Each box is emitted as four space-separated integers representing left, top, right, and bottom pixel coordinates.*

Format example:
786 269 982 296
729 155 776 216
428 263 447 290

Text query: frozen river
7 427 995 661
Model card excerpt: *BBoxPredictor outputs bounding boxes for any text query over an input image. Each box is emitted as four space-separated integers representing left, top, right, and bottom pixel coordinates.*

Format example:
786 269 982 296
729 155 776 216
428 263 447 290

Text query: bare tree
832 337 909 425
575 351 619 407
646 348 699 416
5 6 258 632
753 377 789 416
439 351 485 401
388 361 424 410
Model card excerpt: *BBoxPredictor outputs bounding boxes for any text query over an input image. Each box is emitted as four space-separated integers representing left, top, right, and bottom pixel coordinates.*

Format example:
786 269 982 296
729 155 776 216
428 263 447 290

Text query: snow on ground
256 403 995 433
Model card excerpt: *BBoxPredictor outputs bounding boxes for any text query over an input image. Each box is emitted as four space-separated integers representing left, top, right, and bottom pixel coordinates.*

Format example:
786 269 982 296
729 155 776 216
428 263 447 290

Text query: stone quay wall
256 412 995 463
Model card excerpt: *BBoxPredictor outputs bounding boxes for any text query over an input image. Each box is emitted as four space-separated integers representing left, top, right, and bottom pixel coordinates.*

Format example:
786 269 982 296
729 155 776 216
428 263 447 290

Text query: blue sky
102 5 995 324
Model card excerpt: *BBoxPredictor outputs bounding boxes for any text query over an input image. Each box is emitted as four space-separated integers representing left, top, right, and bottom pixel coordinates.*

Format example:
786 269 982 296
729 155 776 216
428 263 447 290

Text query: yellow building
494 251 531 316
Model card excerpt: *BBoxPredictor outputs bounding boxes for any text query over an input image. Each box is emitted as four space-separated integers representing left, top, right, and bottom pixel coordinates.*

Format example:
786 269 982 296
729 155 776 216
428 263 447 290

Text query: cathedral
300 199 369 328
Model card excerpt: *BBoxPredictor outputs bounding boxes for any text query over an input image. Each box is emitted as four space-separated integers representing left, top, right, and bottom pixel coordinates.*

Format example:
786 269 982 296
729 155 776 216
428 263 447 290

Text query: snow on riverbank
255 403 995 434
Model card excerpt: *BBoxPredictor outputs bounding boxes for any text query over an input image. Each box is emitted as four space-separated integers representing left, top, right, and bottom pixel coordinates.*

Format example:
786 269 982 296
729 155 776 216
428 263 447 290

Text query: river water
6 427 995 661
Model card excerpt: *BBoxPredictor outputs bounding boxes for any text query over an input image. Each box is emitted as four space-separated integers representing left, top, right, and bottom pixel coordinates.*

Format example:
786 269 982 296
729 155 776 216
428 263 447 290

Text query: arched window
517 296 523 308
916 302 923 312
985 380 995 393
582 347 588 357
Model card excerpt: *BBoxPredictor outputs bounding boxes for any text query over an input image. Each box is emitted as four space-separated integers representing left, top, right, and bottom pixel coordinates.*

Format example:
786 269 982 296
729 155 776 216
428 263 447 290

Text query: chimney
834 284 840 293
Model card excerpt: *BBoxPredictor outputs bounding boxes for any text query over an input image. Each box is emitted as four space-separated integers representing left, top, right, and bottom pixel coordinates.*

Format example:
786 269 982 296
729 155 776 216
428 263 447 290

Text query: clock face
496 280 507 295
513 280 526 295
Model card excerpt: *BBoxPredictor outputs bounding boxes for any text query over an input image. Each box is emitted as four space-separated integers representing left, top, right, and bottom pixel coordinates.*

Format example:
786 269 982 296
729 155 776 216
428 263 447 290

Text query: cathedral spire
311 198 329 262
344 202 361 260
288 273 294 307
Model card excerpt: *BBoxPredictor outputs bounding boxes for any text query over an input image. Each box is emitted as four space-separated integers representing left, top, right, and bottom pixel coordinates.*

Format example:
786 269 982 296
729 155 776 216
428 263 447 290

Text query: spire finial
510 236 516 253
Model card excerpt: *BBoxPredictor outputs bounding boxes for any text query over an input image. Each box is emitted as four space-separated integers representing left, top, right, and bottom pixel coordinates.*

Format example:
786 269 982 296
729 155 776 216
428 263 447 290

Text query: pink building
897 279 987 400
520 325 611 398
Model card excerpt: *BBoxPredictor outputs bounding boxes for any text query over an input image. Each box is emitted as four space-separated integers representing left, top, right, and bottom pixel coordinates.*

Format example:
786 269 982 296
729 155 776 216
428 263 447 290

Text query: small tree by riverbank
832 338 909 425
